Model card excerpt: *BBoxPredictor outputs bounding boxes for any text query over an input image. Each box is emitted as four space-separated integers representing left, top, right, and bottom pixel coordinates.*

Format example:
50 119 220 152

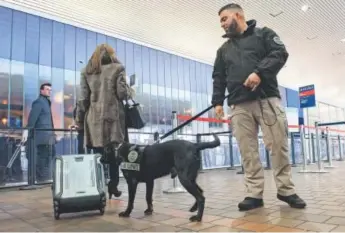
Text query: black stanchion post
196 134 204 173
264 149 271 170
227 131 235 170
311 133 316 163
290 132 297 167
20 128 43 190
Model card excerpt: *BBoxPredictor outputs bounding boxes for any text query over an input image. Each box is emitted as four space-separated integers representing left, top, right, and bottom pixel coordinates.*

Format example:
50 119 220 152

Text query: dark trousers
36 144 56 183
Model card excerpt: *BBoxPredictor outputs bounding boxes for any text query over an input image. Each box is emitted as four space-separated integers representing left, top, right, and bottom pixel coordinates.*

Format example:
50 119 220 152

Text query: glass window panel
141 47 151 131
9 61 24 128
52 22 65 69
190 61 197 93
75 71 81 100
164 53 172 127
157 51 166 128
76 28 87 70
171 55 179 112
25 15 40 64
64 25 76 70
125 41 134 82
149 49 158 126
51 68 64 128
11 11 26 62
39 18 52 66
39 65 51 86
0 7 12 59
86 31 97 60
64 70 76 128
106 36 117 52
0 59 10 127
200 64 207 94
116 39 125 64
96 33 106 44
133 44 142 94
23 63 39 125
177 57 184 102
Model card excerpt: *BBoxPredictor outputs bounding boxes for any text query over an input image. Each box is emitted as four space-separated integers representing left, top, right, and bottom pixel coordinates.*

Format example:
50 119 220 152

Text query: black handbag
124 98 146 129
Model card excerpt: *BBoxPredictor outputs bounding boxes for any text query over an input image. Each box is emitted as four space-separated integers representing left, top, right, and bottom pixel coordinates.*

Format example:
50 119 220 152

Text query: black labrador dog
115 134 220 222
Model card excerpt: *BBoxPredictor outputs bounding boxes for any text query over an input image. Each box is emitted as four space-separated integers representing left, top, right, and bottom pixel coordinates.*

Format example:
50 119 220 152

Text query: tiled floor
1 161 345 232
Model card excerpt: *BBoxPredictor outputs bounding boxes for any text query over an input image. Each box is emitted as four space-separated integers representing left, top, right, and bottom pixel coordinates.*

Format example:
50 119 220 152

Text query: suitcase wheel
54 209 60 220
53 202 60 220
99 206 105 215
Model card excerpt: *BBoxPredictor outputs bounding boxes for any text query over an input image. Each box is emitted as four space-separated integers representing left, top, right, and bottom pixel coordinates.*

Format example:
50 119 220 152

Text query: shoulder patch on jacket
273 36 284 45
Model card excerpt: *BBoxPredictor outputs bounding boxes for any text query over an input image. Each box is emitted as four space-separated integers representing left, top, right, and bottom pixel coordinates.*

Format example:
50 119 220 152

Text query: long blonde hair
85 44 119 74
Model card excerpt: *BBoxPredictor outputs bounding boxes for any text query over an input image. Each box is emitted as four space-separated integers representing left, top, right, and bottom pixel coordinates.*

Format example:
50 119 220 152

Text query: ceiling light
301 4 310 12
341 38 345 43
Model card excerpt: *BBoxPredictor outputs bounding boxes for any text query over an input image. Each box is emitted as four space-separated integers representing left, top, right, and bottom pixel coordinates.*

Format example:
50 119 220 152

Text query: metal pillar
298 125 310 173
163 111 186 194
324 127 336 168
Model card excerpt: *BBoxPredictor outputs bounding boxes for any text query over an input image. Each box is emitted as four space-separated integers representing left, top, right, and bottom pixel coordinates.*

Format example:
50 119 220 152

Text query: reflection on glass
23 63 39 125
64 70 76 127
141 47 151 131
0 59 10 127
51 68 64 128
10 61 24 128
149 49 159 126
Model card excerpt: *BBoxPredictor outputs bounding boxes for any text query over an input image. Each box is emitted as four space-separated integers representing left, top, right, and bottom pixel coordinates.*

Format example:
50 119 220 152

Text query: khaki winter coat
75 62 133 148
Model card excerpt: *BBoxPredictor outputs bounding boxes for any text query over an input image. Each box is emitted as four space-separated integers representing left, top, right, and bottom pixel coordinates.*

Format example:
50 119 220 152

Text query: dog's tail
194 134 220 151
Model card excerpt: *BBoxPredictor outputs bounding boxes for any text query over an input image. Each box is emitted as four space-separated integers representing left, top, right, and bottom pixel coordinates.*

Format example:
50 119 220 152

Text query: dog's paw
119 211 130 218
144 208 153 215
189 202 198 212
189 215 202 222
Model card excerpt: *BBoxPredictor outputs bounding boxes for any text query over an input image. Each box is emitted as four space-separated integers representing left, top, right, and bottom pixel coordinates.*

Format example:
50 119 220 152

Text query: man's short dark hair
218 3 243 15
40 83 52 90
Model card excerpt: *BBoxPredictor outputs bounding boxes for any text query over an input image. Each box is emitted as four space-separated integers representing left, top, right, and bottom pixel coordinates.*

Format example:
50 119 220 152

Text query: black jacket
211 20 288 106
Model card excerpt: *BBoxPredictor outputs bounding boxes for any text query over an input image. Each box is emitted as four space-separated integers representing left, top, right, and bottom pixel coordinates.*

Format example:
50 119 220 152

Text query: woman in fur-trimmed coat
75 43 134 198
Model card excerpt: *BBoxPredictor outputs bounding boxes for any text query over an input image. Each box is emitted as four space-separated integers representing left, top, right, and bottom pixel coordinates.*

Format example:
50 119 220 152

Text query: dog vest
120 145 145 172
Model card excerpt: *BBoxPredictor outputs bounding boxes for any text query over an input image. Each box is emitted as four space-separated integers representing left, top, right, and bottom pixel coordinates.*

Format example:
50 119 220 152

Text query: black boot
238 197 264 211
277 194 306 209
108 180 122 199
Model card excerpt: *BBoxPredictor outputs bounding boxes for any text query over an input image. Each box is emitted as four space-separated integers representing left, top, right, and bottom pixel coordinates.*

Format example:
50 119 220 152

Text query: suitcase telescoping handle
158 94 230 142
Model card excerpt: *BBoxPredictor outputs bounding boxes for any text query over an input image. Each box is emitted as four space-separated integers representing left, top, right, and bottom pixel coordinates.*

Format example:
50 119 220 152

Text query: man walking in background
212 3 306 211
23 83 56 183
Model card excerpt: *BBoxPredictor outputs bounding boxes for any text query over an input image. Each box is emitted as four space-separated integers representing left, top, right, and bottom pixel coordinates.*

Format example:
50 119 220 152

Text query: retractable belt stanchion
324 127 336 168
297 122 328 173
227 128 236 170
298 125 310 173
313 122 329 173
337 135 344 161
163 111 186 194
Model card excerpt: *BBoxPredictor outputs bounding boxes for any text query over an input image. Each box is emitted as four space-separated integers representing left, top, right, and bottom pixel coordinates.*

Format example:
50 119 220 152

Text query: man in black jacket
212 3 306 211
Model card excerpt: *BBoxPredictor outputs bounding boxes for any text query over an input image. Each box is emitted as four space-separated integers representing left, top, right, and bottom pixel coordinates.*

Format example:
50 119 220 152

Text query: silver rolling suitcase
52 149 107 220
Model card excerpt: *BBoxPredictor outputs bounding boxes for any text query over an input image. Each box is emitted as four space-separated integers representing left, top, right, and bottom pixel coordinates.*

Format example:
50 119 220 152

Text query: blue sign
299 84 316 108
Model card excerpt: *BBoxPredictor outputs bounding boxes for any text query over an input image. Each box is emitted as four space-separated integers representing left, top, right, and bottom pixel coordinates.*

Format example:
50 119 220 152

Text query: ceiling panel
1 0 345 107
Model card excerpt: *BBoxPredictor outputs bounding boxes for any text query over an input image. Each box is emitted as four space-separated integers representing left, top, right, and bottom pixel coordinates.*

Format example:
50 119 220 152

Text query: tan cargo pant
230 97 295 198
